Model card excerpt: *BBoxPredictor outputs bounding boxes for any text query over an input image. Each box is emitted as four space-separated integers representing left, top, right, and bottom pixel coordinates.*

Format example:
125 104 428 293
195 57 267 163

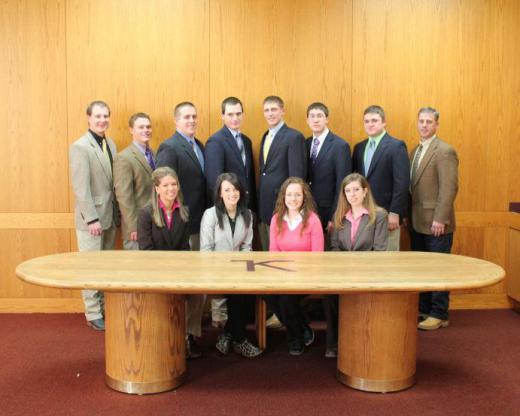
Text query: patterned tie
145 146 156 170
263 131 274 163
190 139 204 170
235 133 246 165
310 138 320 165
101 138 112 172
364 139 376 176
411 144 423 184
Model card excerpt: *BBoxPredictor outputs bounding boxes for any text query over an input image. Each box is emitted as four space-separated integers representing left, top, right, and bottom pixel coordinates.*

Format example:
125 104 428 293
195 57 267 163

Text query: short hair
363 105 385 121
263 95 284 109
213 173 251 230
86 100 110 116
128 112 151 128
221 97 243 114
418 107 440 121
174 102 196 119
306 102 329 117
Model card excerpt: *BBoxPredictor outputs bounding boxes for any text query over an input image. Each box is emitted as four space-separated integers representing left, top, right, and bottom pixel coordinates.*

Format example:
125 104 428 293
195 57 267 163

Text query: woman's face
220 180 240 208
285 183 304 213
155 175 179 204
344 180 367 209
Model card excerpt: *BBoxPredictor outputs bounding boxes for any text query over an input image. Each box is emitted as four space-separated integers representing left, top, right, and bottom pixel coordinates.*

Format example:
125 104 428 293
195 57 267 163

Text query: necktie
101 139 112 171
263 131 274 163
190 139 204 170
310 138 320 165
145 146 156 170
235 133 246 165
364 139 376 176
411 144 423 183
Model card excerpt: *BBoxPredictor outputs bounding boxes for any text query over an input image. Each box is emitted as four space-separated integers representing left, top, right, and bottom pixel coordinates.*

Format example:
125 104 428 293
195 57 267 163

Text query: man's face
87 105 110 136
130 117 152 146
417 112 438 140
222 103 243 131
363 112 385 137
263 101 284 128
307 109 328 136
175 105 197 137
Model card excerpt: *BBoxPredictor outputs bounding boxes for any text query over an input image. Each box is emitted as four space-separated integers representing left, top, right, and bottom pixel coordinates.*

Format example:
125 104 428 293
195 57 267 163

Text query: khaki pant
386 226 401 251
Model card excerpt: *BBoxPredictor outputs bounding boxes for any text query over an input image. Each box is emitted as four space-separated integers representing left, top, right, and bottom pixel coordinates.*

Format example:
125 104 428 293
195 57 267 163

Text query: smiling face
284 183 304 213
155 175 179 205
220 180 240 209
363 112 386 137
417 112 439 140
263 101 285 128
87 104 110 136
130 117 152 146
344 180 367 209
175 105 197 137
307 108 328 136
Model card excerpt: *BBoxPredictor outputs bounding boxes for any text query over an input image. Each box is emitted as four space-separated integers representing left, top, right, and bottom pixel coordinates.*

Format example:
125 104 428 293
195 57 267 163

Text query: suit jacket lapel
367 135 389 177
176 134 203 173
131 146 153 174
223 128 246 171
352 215 370 250
160 210 174 247
223 215 234 248
264 124 286 167
87 133 112 183
412 138 438 188
314 132 334 166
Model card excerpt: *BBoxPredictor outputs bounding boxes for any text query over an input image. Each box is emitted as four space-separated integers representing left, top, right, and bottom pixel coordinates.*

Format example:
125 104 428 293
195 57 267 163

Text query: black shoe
303 325 315 347
186 334 202 359
288 339 305 356
215 332 232 355
233 339 263 358
87 318 105 331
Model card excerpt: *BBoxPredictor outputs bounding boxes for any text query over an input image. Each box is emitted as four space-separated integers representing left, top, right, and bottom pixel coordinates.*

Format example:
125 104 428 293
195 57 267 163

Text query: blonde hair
151 167 189 227
333 173 378 229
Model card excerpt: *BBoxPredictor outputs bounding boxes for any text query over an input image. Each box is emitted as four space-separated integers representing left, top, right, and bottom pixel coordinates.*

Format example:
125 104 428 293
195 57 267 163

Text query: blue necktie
235 133 246 165
310 138 320 165
364 139 376 175
190 139 204 170
145 147 155 170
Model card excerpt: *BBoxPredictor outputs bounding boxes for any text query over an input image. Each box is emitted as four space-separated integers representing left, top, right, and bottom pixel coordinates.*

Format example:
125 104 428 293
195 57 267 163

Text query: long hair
214 172 251 229
333 173 378 229
150 167 189 227
273 177 316 236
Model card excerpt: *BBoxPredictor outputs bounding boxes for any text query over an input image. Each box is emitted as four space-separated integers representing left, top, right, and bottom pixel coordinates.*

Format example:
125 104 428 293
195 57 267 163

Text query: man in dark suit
205 97 256 210
156 101 207 358
352 105 410 250
409 107 459 331
305 102 351 230
114 113 155 251
258 95 307 250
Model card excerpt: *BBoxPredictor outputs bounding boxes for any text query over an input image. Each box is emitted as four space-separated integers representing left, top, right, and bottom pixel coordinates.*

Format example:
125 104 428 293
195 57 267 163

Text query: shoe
87 318 105 331
288 339 304 356
418 316 449 331
212 320 227 329
186 334 202 359
215 332 232 355
233 339 263 358
418 313 429 322
325 348 337 358
303 325 315 347
266 314 284 329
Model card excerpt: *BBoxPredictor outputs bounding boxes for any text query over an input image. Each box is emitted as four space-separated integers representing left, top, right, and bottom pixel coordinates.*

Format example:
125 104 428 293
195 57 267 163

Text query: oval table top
16 251 504 294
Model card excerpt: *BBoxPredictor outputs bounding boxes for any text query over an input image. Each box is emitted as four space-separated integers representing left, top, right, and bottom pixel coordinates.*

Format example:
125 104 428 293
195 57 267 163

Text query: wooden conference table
16 251 504 394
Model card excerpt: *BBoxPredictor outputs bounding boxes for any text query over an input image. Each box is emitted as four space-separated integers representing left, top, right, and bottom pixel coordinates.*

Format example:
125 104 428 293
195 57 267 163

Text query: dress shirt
345 207 369 246
411 135 437 174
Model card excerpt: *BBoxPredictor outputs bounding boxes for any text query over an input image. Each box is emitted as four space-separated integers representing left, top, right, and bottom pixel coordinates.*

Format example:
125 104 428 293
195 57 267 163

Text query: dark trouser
410 229 453 321
224 295 252 342
263 295 306 347
323 295 338 350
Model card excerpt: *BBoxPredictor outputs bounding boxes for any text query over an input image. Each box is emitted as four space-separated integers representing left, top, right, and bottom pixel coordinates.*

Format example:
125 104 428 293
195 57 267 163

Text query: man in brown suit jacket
409 107 459 331
114 113 155 250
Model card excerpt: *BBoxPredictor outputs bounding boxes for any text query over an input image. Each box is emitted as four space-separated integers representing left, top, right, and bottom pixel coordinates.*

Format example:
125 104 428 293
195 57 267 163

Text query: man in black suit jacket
205 97 256 211
305 102 351 230
258 95 307 250
156 101 207 357
352 105 410 250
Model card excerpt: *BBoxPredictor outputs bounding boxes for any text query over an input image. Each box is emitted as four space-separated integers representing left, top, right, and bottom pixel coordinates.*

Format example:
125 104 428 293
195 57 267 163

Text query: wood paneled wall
1 0 519 311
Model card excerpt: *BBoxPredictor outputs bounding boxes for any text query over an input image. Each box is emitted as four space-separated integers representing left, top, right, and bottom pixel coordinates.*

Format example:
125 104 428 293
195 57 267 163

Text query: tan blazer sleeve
434 146 458 224
114 154 138 238
69 143 98 224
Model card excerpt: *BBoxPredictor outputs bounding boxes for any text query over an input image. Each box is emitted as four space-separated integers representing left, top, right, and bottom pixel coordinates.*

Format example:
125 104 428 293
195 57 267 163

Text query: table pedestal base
337 292 418 393
105 292 186 394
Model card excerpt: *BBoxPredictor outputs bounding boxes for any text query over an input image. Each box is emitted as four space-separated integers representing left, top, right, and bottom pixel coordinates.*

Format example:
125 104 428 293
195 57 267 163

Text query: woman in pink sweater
265 177 324 355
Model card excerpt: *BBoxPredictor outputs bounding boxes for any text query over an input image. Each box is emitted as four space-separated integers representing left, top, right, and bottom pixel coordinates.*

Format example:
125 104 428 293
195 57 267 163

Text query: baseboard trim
450 293 512 309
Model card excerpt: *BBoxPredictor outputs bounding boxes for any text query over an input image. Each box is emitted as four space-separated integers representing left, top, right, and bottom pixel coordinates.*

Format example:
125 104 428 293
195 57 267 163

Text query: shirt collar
420 134 437 145
158 199 180 212
346 207 369 221
177 130 195 143
226 126 241 138
283 211 303 231
89 129 105 144
313 128 329 143
133 141 149 154
268 121 285 137
368 130 386 143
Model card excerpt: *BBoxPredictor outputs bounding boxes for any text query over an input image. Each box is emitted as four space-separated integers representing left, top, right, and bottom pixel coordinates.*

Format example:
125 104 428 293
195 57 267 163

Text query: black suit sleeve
389 141 410 218
288 132 307 179
137 208 155 250
332 141 352 217
204 138 224 201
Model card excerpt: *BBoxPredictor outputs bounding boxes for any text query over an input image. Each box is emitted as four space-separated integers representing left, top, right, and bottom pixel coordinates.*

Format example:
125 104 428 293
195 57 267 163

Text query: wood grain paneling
507 228 520 303
0 0 69 213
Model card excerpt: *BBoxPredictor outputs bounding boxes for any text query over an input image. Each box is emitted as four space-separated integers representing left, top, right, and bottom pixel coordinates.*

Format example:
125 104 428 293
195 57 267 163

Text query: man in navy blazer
205 97 256 211
305 102 351 230
258 95 307 250
352 105 410 250
156 101 207 358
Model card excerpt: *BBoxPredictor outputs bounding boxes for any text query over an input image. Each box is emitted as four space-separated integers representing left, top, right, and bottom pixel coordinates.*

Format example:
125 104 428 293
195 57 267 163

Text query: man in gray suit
69 100 119 331
114 113 155 251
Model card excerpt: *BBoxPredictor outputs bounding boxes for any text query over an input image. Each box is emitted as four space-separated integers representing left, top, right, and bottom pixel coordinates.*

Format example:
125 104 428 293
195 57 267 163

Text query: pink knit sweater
269 212 324 252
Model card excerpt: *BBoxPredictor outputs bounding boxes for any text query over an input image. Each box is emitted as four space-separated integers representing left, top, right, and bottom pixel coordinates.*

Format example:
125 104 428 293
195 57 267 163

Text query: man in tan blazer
409 107 459 331
69 100 119 331
114 113 155 250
